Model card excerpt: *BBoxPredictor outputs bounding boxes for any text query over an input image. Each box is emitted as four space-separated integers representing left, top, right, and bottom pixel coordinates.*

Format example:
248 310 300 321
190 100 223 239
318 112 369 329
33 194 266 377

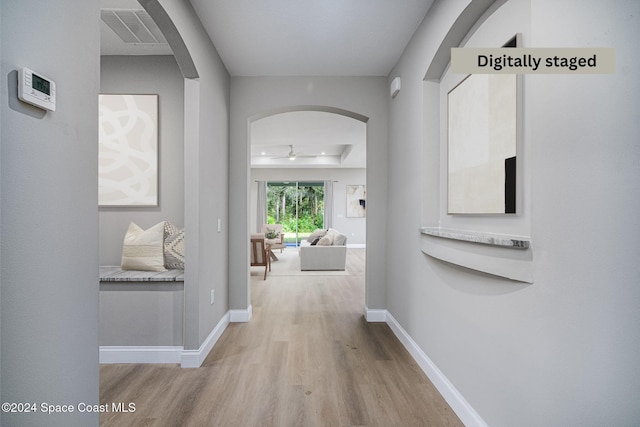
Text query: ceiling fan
271 145 317 160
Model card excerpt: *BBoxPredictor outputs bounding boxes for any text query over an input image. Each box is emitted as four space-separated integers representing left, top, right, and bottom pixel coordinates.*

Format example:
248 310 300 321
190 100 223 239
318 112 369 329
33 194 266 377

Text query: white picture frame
99 94 159 207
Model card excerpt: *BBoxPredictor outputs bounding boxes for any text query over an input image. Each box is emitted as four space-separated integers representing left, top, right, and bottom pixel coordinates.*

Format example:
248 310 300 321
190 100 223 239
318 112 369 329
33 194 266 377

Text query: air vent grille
101 9 167 45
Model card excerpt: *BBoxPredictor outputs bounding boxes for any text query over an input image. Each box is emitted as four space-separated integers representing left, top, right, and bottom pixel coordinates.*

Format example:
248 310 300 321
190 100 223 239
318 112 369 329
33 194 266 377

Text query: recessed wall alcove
99 0 228 364
420 0 532 283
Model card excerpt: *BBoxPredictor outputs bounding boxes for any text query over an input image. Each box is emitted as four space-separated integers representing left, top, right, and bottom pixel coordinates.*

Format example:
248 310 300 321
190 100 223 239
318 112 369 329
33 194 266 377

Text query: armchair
262 224 284 247
262 224 285 260
250 233 270 280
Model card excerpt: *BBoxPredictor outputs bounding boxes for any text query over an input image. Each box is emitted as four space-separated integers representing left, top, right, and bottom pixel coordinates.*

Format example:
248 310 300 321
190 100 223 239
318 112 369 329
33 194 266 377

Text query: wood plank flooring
100 249 462 426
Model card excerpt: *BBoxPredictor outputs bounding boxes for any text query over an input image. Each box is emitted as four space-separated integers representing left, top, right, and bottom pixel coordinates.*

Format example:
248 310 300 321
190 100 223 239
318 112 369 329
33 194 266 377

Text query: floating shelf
419 227 530 249
420 227 533 283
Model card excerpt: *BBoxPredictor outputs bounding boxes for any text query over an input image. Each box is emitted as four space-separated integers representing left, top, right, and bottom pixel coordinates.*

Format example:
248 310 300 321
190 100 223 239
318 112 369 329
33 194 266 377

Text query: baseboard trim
229 304 253 322
180 311 230 368
384 311 488 427
366 309 487 426
99 346 183 364
364 307 387 322
99 311 231 368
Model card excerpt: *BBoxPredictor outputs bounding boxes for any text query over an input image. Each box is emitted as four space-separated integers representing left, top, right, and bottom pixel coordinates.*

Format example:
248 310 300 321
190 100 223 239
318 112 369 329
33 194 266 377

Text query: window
267 182 324 245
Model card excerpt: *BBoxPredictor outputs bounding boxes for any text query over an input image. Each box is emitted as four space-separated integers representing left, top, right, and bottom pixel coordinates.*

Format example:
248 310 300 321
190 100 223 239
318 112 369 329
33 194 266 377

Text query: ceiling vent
101 9 167 45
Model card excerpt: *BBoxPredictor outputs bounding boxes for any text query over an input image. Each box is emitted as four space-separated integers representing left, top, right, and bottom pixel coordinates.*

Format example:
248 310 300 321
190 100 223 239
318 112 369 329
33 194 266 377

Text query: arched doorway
245 105 369 312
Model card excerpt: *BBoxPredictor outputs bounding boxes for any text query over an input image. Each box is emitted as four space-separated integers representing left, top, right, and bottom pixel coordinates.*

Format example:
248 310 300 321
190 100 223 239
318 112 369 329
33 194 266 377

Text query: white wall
387 0 640 426
250 168 367 245
230 77 388 315
0 1 100 425
99 55 185 265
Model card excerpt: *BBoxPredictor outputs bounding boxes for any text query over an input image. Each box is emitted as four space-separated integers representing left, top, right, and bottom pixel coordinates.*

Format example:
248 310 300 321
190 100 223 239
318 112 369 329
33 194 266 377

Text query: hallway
100 250 462 426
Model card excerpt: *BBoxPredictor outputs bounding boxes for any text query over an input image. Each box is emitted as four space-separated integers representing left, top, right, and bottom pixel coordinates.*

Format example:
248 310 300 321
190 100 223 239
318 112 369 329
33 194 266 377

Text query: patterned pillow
164 221 185 270
164 221 180 239
264 227 279 240
121 222 167 271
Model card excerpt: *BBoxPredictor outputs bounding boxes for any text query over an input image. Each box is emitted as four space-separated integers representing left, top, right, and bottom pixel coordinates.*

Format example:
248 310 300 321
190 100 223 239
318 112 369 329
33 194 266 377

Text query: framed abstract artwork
99 94 159 207
447 74 517 214
346 185 366 218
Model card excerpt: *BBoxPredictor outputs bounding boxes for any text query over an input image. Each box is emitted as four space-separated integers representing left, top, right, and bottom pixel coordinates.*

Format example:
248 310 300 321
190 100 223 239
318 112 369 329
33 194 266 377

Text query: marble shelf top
420 227 530 249
100 266 184 282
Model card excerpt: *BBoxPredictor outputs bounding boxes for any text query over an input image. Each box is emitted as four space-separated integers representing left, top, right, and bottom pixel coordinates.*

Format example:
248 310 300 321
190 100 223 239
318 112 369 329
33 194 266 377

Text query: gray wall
251 168 367 245
1 0 3 410
230 77 388 314
387 0 640 425
155 0 230 349
0 0 100 426
100 283 183 346
99 55 185 265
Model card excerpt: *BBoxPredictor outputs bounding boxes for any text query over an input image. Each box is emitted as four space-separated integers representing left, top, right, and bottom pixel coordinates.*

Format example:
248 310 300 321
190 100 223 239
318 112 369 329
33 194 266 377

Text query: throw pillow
317 235 333 246
164 220 180 239
265 227 279 240
333 232 347 246
121 221 167 271
164 222 185 270
307 228 327 242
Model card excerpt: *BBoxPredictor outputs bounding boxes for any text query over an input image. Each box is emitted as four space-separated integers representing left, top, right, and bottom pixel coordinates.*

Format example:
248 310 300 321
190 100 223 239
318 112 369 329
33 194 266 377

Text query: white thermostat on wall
18 67 56 111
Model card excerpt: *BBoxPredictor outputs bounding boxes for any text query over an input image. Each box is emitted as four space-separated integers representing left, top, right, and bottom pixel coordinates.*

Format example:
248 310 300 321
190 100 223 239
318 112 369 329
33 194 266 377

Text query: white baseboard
365 307 387 322
99 310 231 368
229 304 252 322
384 311 488 427
180 310 230 368
99 346 183 364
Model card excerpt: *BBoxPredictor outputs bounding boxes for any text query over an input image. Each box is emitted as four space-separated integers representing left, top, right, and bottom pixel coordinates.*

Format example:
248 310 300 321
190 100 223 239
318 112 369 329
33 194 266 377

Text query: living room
248 105 368 278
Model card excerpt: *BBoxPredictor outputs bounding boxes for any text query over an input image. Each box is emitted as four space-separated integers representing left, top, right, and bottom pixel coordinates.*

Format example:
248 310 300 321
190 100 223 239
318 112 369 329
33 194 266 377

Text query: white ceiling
101 0 432 167
251 111 367 168
189 0 435 77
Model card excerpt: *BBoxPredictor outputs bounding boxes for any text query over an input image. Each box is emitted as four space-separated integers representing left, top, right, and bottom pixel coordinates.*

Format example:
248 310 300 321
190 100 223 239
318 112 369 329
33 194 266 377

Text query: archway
101 0 206 355
245 105 369 314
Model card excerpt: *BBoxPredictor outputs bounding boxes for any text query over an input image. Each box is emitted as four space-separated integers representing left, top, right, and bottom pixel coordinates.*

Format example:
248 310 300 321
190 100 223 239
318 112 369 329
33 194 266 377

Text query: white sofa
299 229 347 271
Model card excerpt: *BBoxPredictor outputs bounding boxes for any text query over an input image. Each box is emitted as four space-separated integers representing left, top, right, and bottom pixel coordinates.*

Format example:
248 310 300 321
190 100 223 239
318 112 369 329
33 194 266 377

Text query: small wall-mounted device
18 67 56 111
390 76 401 98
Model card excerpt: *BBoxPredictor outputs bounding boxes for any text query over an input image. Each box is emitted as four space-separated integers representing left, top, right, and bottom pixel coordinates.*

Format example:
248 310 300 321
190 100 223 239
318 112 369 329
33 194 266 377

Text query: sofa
299 229 348 271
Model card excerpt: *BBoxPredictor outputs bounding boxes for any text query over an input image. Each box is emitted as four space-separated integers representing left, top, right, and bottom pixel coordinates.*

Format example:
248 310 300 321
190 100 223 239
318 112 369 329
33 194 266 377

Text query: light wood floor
100 249 462 426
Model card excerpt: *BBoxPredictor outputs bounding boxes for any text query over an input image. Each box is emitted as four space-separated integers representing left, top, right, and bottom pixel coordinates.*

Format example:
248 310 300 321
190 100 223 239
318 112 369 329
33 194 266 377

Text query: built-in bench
99 266 185 363
98 266 239 367
99 266 184 282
